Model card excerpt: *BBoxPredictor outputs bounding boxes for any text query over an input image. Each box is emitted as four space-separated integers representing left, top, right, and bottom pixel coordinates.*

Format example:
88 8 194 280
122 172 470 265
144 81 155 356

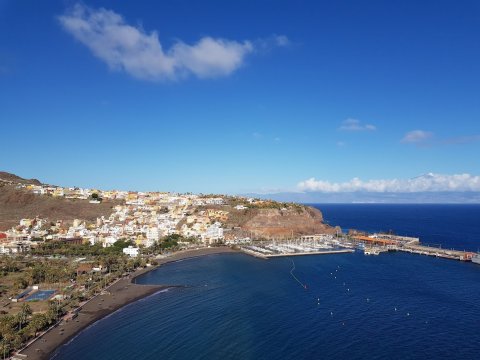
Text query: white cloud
252 132 263 139
274 35 290 47
339 118 376 131
401 130 433 144
297 173 480 193
58 4 283 81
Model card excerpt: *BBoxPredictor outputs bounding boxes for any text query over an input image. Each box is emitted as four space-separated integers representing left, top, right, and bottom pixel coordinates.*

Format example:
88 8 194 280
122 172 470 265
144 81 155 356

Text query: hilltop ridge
0 172 119 231
0 171 336 238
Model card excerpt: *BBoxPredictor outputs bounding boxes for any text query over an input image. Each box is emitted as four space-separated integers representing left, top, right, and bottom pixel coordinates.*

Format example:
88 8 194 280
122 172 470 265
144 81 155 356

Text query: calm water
53 205 480 360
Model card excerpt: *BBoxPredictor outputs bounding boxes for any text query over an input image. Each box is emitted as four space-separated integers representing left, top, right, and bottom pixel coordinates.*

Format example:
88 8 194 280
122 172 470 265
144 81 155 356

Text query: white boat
364 248 380 255
472 253 480 265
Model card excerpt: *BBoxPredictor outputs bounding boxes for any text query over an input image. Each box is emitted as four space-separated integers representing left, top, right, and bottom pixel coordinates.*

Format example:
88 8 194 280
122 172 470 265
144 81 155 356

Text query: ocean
52 204 480 360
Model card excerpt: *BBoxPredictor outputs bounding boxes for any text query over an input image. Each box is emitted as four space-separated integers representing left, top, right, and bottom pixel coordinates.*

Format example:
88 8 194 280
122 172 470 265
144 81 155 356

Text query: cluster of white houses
0 182 233 256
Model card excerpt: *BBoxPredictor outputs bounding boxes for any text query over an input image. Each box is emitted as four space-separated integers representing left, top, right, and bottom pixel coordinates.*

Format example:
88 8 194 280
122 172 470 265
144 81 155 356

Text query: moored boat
472 253 480 265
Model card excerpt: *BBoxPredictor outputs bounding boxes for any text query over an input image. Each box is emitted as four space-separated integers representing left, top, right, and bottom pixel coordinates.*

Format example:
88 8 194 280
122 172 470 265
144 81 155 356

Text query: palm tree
16 303 32 331
27 313 48 337
0 339 10 360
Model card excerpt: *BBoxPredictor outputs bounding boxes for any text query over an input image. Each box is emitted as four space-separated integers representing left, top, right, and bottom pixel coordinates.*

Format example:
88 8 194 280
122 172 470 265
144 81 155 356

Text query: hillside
0 172 336 237
0 171 41 185
241 206 337 238
206 201 338 239
0 173 119 231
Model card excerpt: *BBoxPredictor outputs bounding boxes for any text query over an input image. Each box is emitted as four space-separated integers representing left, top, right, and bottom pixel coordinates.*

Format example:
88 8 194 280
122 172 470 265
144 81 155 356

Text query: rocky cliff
225 206 338 239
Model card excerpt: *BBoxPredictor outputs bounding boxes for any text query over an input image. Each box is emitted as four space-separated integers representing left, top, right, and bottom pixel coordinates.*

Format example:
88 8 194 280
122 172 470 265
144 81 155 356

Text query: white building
103 236 118 247
146 227 161 247
123 246 140 257
202 222 224 244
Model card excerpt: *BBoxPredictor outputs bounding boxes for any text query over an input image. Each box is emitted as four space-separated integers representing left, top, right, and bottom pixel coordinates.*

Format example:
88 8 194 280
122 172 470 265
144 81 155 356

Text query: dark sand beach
18 246 238 360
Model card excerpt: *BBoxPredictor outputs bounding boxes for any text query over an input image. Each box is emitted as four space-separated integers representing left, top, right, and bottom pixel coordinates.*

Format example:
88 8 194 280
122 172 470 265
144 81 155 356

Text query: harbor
241 234 355 259
240 232 477 263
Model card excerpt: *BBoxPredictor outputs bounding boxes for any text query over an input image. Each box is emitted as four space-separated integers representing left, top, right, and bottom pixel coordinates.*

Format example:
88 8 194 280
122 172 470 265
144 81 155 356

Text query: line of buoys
290 258 308 290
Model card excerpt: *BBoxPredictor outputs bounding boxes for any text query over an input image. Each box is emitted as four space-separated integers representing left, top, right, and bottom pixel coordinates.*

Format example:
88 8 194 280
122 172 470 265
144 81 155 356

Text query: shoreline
18 246 238 360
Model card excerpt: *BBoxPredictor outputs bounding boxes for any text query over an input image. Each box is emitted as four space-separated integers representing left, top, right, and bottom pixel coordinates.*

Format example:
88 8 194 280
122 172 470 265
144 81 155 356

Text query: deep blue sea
53 205 480 360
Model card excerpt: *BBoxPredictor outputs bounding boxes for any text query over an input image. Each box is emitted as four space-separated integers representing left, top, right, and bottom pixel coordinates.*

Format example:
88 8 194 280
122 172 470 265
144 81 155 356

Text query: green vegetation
90 193 102 202
0 302 62 357
31 239 133 257
143 234 198 255
0 245 155 357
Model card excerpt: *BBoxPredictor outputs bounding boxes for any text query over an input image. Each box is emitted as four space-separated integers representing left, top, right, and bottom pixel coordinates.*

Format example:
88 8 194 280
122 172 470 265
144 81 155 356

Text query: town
0 178 256 257
1 176 478 359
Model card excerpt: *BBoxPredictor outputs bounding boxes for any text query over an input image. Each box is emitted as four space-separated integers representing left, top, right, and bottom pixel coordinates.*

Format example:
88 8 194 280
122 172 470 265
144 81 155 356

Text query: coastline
18 246 238 360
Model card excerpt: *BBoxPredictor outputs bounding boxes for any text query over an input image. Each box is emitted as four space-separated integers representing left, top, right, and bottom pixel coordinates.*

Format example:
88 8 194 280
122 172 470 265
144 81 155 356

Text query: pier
351 233 474 261
241 247 354 259
240 235 355 259
240 232 476 263
264 249 354 258
398 244 474 261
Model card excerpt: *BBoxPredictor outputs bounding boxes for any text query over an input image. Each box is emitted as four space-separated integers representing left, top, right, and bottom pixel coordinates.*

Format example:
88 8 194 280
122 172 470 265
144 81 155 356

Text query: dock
239 232 475 263
241 247 354 259
352 233 474 261
240 236 356 259
398 244 473 261
264 249 354 258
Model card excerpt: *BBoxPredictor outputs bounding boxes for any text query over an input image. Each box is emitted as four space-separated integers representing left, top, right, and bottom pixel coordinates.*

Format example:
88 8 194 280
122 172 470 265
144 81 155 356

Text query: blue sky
1 0 480 196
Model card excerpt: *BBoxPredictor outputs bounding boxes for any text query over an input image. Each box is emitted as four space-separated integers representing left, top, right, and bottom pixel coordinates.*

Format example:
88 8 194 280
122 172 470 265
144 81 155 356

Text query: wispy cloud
274 35 290 47
401 130 433 145
441 134 480 145
58 4 286 81
401 130 480 147
252 132 263 139
339 118 376 132
298 173 480 193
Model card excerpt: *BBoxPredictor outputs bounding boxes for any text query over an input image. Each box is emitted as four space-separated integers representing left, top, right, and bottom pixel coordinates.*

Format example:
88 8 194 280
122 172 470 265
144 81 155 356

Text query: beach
18 246 238 360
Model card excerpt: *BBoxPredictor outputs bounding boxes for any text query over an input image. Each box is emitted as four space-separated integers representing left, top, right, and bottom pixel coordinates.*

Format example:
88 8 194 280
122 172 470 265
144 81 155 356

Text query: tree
47 301 61 324
16 303 32 331
26 313 48 337
0 339 10 360
13 277 28 290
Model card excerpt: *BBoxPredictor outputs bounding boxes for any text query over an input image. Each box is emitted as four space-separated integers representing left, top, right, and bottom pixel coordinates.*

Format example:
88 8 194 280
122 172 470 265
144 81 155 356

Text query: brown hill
0 183 118 231
220 204 338 239
240 206 337 238
0 171 41 185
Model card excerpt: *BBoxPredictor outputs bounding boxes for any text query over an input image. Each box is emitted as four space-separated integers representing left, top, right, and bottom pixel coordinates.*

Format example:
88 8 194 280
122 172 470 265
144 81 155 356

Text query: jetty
240 235 355 259
240 232 475 263
351 233 474 261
